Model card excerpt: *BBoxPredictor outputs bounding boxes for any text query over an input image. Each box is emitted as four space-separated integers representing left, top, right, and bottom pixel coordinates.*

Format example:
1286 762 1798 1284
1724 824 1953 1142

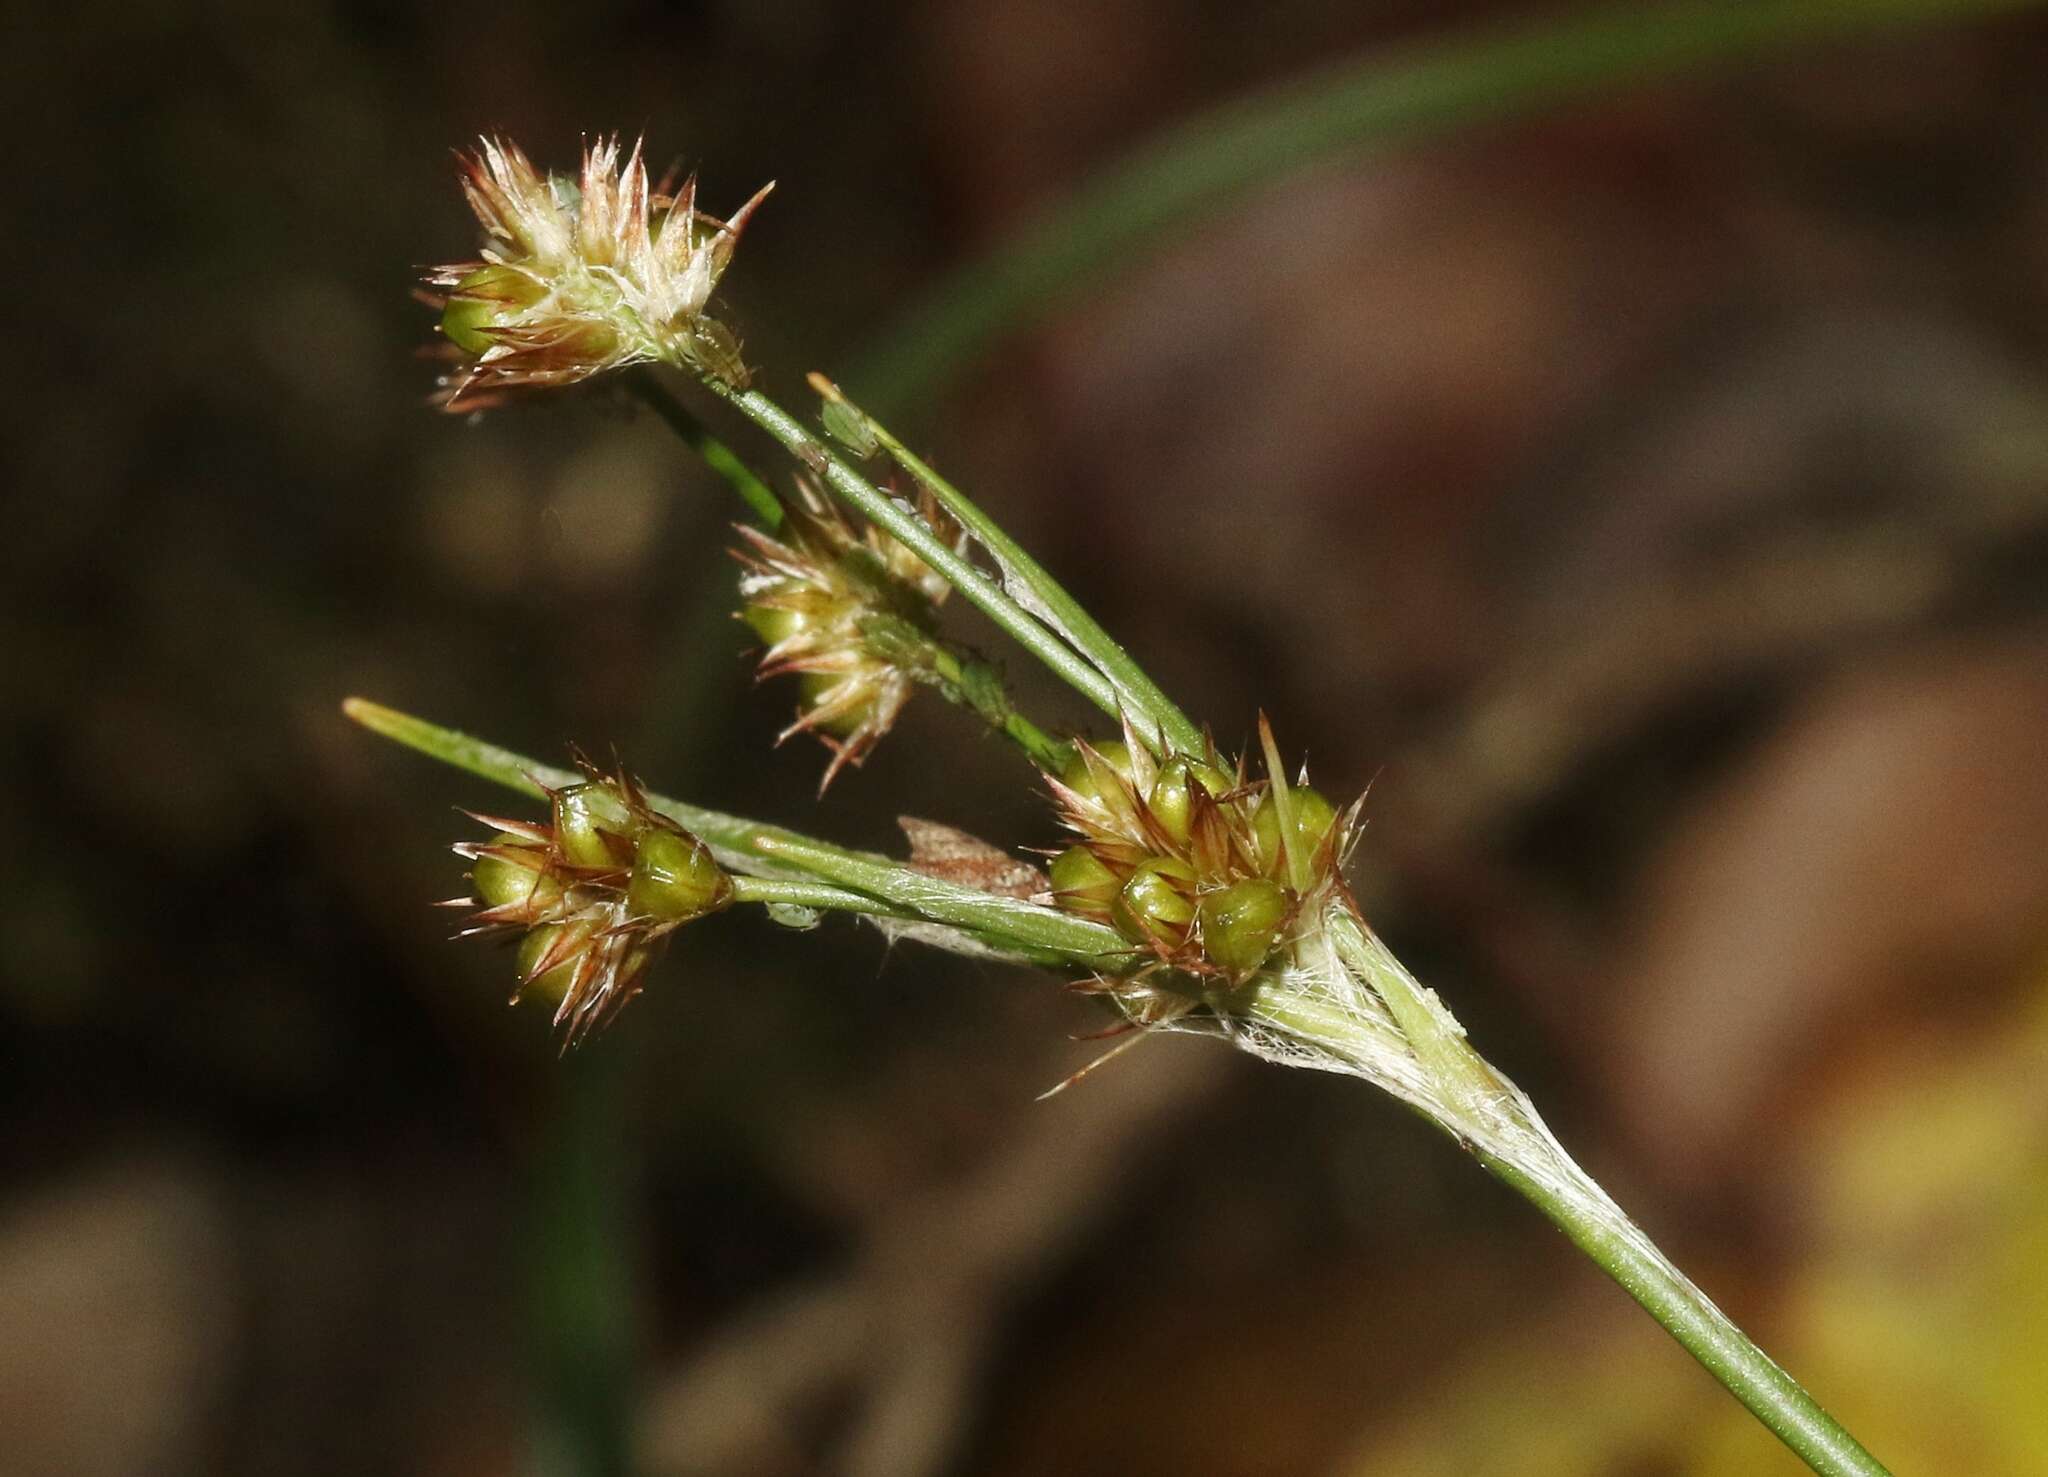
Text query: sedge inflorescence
452 762 734 1046
733 478 962 792
1043 720 1358 1013
426 136 771 408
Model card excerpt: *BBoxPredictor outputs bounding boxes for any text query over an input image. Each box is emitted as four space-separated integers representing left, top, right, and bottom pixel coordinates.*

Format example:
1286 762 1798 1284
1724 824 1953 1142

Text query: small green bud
742 602 806 648
515 926 578 1005
796 672 866 738
555 784 633 869
440 265 542 354
1059 740 1135 801
626 828 731 922
1198 878 1291 977
1253 785 1338 875
1049 845 1119 910
473 845 561 912
1147 757 1205 845
1111 856 1198 947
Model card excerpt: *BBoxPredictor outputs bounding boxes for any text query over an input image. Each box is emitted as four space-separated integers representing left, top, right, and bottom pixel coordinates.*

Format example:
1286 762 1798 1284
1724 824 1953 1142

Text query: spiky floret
448 759 734 1046
1043 715 1360 1007
425 136 772 409
732 477 963 792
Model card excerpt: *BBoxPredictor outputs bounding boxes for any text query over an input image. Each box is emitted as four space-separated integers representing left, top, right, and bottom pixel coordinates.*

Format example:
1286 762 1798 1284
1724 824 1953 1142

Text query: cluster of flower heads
733 478 963 792
1042 719 1358 1008
452 762 733 1046
425 136 772 409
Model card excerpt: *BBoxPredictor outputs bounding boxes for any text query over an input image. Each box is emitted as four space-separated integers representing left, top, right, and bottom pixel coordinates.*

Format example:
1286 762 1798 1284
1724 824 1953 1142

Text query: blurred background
10 2 2048 1473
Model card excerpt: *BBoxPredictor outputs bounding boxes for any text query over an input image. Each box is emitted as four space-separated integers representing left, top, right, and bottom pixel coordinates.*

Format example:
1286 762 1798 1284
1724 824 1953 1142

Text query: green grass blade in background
849 0 2044 409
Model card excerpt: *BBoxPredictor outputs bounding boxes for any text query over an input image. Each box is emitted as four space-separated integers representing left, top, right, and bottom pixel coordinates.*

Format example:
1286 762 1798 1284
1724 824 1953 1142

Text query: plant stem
345 696 874 866
850 0 2045 407
727 875 914 917
857 610 1074 772
747 831 1128 963
625 370 1079 772
696 378 1139 735
343 697 1126 969
624 369 784 528
1478 1151 1888 1477
1251 904 1890 1477
815 376 1205 756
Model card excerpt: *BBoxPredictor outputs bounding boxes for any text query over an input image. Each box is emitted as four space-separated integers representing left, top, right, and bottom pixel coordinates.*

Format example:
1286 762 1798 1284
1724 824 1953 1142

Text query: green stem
624 369 784 528
1254 905 1889 1477
342 697 1124 970
746 831 1128 964
698 378 1135 731
850 0 2045 407
921 640 1076 773
343 696 870 868
1480 1151 1889 1477
728 875 914 917
858 611 1074 772
819 378 1203 756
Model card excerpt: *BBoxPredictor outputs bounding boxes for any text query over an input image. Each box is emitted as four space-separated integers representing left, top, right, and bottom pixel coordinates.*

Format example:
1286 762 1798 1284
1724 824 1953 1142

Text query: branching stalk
812 375 1205 756
623 369 784 528
343 698 1121 970
697 377 1152 743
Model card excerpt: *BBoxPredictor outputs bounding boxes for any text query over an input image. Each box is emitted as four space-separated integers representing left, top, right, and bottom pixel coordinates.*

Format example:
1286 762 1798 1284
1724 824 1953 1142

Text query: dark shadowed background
9 3 2048 1474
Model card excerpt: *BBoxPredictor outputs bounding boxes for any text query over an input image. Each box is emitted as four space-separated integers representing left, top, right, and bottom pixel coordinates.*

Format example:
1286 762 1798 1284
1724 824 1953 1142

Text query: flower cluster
453 763 733 1045
1043 721 1356 1001
733 478 962 791
425 136 771 408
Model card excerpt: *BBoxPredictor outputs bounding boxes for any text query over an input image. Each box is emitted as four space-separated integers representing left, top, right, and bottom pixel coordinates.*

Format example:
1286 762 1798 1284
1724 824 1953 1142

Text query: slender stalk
342 696 875 871
814 376 1204 756
625 372 1079 772
1480 1151 1888 1477
746 831 1129 963
849 0 2045 407
856 610 1074 772
1251 904 1891 1477
727 875 915 917
623 369 784 527
343 697 1124 970
696 378 1137 734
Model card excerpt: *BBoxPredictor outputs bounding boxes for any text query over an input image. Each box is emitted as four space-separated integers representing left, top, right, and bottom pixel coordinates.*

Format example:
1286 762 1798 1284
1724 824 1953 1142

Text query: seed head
1044 716 1358 991
450 759 734 1046
733 478 962 792
425 136 772 408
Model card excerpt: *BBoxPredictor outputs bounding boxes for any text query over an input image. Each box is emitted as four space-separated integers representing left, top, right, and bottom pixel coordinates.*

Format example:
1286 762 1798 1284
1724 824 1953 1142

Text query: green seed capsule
1198 878 1291 977
796 672 867 738
1253 785 1338 875
473 844 561 913
440 265 542 353
515 926 578 1004
1147 757 1203 845
626 828 731 922
1111 857 1197 947
742 602 806 648
1059 740 1135 801
1048 845 1119 911
555 785 633 869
